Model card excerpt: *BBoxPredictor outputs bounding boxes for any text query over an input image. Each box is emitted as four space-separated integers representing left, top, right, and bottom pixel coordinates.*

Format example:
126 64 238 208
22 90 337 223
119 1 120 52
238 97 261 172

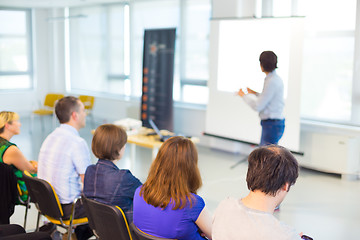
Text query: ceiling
0 0 127 8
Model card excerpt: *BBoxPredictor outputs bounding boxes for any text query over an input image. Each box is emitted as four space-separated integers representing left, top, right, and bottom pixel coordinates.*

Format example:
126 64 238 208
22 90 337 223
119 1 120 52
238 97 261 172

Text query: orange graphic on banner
143 86 148 92
142 113 147 119
143 77 148 83
142 104 147 111
144 68 148 74
142 95 148 101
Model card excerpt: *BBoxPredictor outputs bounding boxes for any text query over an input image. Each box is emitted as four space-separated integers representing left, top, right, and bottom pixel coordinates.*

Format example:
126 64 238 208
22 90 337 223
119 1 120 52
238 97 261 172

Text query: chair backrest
43 93 64 108
79 95 95 110
0 163 18 224
80 195 96 232
22 174 63 220
130 222 176 240
81 196 132 240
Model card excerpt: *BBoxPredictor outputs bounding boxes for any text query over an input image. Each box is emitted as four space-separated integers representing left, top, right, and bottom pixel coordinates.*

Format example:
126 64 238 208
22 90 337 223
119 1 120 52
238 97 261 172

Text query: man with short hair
38 96 92 239
238 51 285 146
212 145 305 240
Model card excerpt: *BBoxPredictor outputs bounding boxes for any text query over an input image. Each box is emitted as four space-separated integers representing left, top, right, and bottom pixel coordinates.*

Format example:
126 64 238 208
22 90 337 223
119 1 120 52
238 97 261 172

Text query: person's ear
282 183 290 192
71 111 78 121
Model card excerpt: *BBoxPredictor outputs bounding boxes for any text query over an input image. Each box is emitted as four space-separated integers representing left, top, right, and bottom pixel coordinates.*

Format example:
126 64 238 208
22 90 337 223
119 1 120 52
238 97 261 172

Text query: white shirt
212 198 301 240
243 70 285 120
38 124 91 204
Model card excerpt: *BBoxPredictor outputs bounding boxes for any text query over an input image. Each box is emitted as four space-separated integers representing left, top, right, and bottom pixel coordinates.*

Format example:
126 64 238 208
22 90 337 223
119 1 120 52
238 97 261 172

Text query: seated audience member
133 136 212 240
212 145 308 240
84 124 142 222
38 96 92 240
0 111 37 202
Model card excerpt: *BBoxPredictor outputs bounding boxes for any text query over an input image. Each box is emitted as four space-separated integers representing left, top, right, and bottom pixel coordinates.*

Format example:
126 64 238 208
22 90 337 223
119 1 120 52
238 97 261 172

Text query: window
68 4 129 95
0 8 33 90
298 0 356 122
130 0 180 98
180 0 211 104
263 0 357 124
130 0 211 104
67 0 211 105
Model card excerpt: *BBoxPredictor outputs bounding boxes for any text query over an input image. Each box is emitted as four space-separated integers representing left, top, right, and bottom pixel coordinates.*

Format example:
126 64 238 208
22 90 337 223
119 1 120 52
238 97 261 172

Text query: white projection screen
205 18 304 152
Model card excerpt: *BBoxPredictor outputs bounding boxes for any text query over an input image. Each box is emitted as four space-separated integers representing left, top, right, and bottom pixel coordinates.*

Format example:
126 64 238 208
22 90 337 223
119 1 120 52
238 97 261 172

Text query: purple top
133 186 206 240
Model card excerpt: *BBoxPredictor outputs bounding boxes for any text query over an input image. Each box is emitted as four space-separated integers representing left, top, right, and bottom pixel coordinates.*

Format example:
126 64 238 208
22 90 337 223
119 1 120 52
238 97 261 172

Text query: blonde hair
0 111 19 133
140 136 202 210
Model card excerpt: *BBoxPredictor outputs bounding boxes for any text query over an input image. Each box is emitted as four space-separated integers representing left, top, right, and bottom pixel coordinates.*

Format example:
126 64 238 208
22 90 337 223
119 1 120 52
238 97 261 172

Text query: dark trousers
0 224 51 240
260 119 285 146
61 201 93 240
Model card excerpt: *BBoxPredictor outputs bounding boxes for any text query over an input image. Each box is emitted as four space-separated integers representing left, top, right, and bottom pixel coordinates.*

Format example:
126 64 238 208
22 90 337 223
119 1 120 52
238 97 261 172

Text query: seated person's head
0 111 20 134
55 96 83 124
246 145 298 196
92 124 127 161
141 136 202 209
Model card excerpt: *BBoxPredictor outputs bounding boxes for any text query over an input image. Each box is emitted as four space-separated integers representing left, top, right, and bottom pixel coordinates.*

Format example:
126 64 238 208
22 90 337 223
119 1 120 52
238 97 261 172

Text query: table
127 133 163 160
127 128 199 164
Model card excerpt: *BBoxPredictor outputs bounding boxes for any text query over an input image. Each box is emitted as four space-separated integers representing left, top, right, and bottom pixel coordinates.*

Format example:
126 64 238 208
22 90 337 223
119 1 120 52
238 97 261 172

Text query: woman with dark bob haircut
133 136 212 240
83 124 141 222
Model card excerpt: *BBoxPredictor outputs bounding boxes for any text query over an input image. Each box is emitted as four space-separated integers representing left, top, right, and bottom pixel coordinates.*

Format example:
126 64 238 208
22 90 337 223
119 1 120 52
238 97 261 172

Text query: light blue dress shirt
38 124 91 204
243 70 285 120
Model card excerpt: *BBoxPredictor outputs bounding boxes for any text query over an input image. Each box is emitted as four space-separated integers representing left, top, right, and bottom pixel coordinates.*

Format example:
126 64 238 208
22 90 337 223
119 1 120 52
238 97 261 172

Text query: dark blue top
83 159 142 222
133 187 206 240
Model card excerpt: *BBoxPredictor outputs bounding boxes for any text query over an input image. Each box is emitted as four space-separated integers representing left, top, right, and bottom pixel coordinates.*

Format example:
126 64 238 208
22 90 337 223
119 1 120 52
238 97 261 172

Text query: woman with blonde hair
133 136 212 239
0 111 37 201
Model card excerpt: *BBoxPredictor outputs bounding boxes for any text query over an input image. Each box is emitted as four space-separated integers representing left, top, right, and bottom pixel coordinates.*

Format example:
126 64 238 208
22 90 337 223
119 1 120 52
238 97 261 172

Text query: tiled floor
9 116 360 239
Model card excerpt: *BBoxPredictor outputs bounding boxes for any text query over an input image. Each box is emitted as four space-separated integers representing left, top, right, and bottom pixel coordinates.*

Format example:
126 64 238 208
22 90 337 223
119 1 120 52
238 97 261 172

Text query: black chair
81 195 132 240
0 162 31 228
22 173 88 240
0 224 51 240
130 222 176 240
0 162 18 224
16 179 32 229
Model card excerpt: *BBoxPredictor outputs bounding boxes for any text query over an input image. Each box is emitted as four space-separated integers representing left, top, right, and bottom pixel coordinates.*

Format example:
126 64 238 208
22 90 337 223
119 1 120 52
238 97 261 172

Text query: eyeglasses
301 235 313 240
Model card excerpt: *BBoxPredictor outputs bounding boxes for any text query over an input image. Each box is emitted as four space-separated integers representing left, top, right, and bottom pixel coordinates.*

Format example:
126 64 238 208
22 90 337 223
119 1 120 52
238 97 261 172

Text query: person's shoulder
214 197 240 217
121 169 142 186
271 72 284 83
218 197 238 208
122 169 138 178
110 168 132 180
191 193 204 202
134 185 143 199
85 163 96 173
84 164 96 181
189 193 205 209
2 145 22 159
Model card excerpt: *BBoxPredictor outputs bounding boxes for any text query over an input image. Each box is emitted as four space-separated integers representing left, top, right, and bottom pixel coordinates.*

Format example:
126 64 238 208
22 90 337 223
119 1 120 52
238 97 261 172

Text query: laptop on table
148 119 173 142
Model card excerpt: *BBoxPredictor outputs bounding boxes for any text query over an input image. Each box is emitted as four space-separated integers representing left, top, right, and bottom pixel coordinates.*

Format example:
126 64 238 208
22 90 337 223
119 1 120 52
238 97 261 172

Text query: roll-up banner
141 28 176 132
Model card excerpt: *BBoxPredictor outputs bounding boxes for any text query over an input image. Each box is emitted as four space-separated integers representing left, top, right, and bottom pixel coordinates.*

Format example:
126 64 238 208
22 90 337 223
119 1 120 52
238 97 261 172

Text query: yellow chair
31 93 64 132
79 95 95 127
22 173 88 240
